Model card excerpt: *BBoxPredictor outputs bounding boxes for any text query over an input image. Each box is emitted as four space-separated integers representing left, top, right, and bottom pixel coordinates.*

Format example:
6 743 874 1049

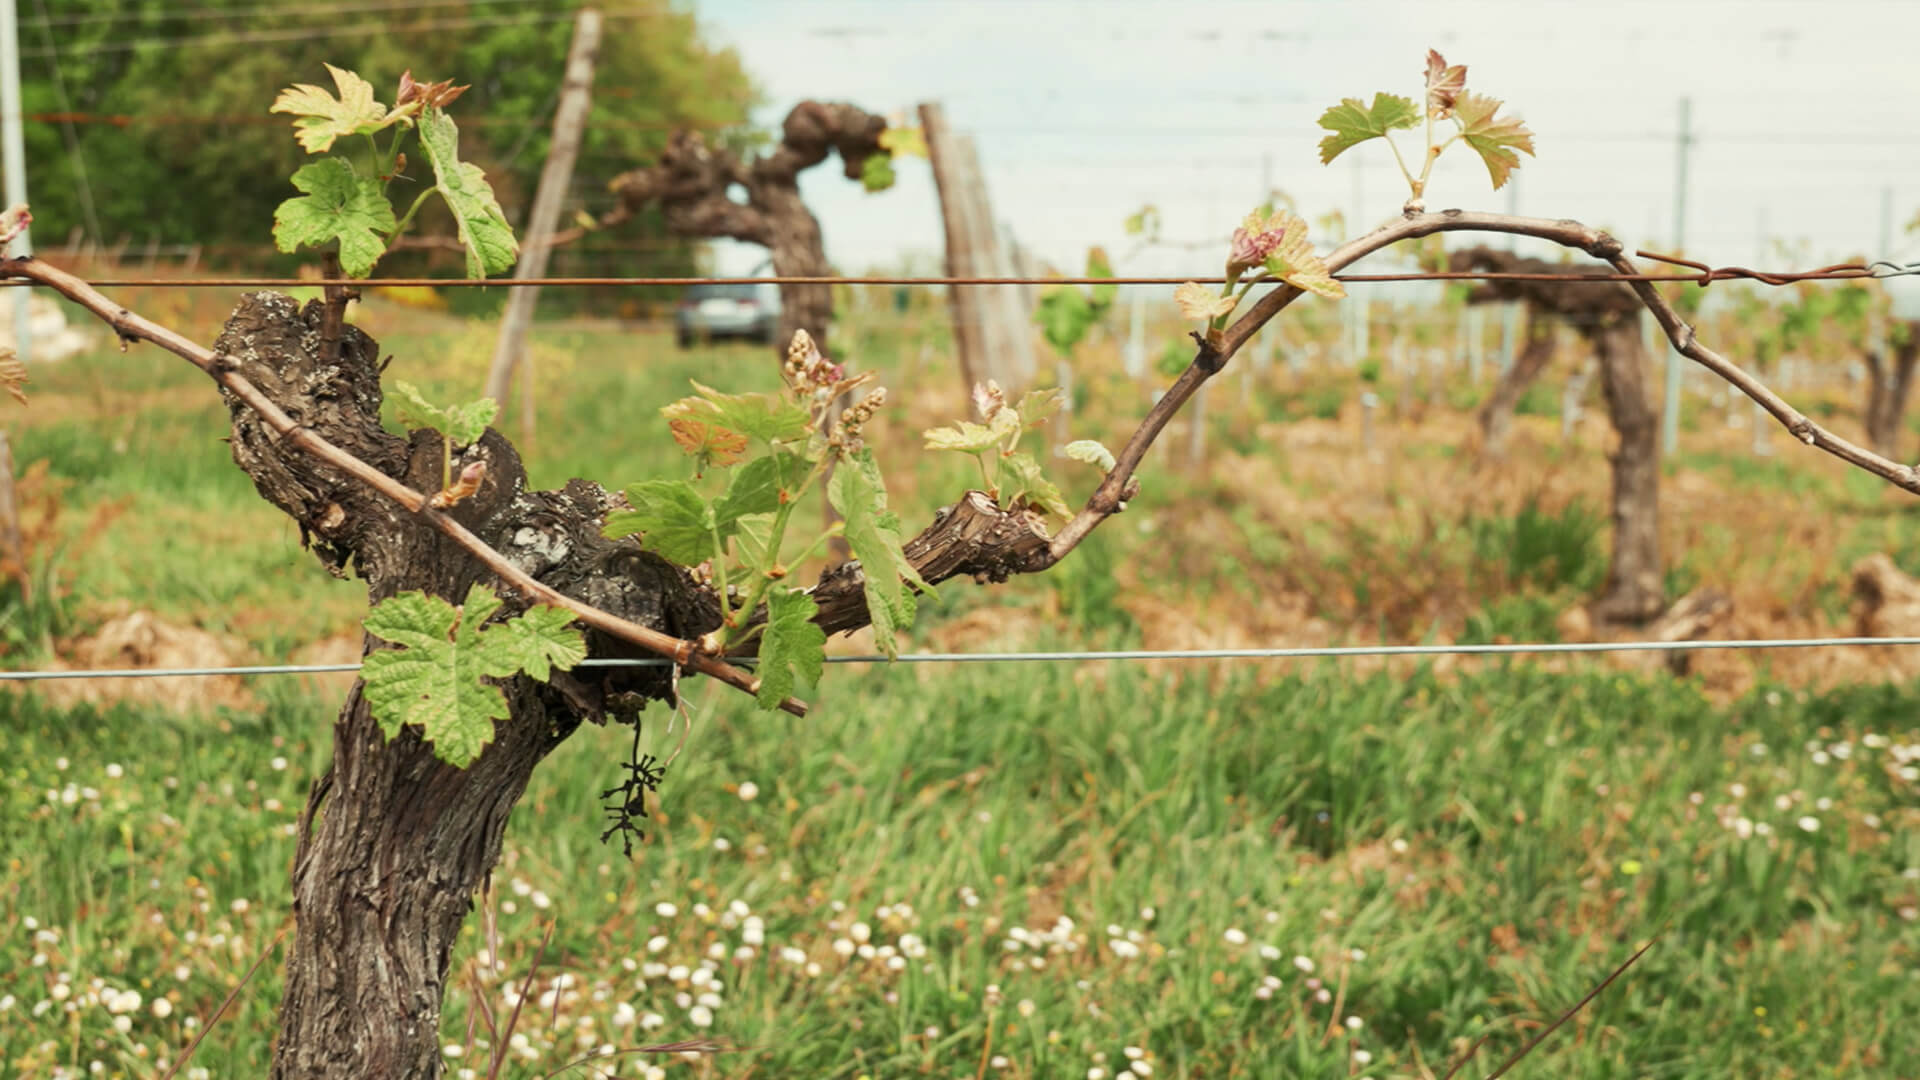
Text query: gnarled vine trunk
1863 323 1920 460
594 101 890 358
1452 248 1665 625
208 292 1048 1077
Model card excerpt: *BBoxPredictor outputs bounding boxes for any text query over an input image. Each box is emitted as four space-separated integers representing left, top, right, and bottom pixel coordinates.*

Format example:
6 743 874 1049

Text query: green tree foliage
22 0 756 305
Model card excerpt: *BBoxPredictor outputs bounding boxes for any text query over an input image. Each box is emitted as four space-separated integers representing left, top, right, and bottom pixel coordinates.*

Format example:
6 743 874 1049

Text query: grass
3 665 1917 1079
6 294 1920 1078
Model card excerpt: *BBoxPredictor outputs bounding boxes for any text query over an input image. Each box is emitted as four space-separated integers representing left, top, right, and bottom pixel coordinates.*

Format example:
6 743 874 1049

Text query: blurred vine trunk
1477 312 1555 457
1863 323 1920 460
1589 319 1666 624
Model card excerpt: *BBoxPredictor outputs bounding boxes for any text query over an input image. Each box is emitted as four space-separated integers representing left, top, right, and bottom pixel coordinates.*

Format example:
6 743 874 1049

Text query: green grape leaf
861 154 897 193
1036 284 1096 357
878 126 928 159
828 449 929 658
494 604 587 682
1124 204 1161 240
730 513 776 568
1016 387 1066 428
1064 439 1116 471
271 64 402 154
416 107 519 278
998 451 1070 518
715 452 803 537
1085 246 1118 311
924 408 1020 454
1452 92 1535 190
756 587 826 709
272 159 396 278
604 480 714 567
1316 93 1421 165
662 381 812 444
360 584 585 767
390 380 497 446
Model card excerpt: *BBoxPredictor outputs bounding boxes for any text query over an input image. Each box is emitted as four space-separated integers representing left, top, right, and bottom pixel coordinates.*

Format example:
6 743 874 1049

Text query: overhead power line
23 7 671 58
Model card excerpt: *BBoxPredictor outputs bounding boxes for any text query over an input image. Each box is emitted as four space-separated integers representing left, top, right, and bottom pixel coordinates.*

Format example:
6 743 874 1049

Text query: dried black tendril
600 721 666 857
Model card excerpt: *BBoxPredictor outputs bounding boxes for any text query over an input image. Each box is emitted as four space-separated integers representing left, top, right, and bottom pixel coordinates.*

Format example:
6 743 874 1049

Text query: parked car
675 282 780 347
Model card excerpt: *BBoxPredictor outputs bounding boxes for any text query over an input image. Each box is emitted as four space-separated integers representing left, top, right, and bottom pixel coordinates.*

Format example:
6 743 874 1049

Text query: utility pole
1661 97 1692 456
1 0 32 365
484 7 602 437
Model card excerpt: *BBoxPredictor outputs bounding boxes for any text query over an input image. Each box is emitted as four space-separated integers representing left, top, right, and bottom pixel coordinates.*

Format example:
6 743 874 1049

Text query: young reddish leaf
271 64 403 154
668 419 748 470
0 203 29 246
1174 282 1236 322
971 379 1008 421
1424 49 1468 118
395 70 469 111
662 381 811 444
1453 92 1536 190
272 158 397 277
428 460 487 509
1261 210 1346 300
1316 93 1421 165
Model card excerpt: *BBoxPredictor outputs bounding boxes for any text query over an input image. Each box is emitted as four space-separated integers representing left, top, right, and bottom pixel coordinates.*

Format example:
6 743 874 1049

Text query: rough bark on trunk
1476 312 1555 458
1589 320 1666 624
1863 324 1919 460
207 292 1058 1077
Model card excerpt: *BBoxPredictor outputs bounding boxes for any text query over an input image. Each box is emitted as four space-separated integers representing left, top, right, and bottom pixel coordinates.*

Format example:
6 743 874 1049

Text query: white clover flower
1139 906 1156 921
697 992 722 1009
991 1056 1009 1068
1353 1049 1374 1066
1350 948 1367 962
152 998 173 1019
1130 1061 1153 1077
1293 956 1315 973
857 944 877 960
832 938 855 957
1345 1015 1363 1031
1016 999 1036 1017
1729 783 1747 798
442 1044 464 1058
1258 944 1281 960
666 965 689 982
782 947 807 966
900 934 927 959
886 955 907 972
640 1011 665 1030
1088 1068 1107 1080
737 781 759 802
271 757 288 771
646 935 668 954
1734 817 1754 839
105 764 123 779
113 1016 132 1034
689 1004 713 1028
1797 816 1820 833
851 922 872 944
655 902 678 918
1123 1047 1143 1060
1109 940 1140 959
531 891 551 910
1223 928 1247 946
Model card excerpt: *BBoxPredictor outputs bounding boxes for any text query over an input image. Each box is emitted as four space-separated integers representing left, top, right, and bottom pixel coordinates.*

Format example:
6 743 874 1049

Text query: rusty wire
4 252 1915 290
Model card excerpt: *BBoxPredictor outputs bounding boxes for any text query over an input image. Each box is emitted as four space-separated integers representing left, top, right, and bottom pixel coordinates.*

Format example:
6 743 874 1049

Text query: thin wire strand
7 262 1914 290
5 637 1918 681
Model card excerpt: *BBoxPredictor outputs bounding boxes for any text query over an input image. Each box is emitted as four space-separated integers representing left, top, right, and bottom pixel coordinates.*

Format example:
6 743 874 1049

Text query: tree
1450 247 1664 624
12 47 1920 1079
22 0 754 299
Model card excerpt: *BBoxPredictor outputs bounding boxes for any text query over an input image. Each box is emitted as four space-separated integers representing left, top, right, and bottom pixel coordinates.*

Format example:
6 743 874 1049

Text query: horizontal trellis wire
4 636 1919 682
8 262 1919 290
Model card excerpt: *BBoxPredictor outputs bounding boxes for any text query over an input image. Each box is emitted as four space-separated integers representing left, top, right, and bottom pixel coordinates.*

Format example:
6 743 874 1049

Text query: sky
693 0 1920 296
